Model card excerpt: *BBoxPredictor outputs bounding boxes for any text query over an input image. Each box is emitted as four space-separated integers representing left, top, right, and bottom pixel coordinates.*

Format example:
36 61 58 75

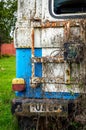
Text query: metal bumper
11 98 70 117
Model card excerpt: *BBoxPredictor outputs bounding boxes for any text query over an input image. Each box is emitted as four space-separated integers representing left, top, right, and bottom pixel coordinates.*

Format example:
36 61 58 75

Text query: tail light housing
12 78 25 91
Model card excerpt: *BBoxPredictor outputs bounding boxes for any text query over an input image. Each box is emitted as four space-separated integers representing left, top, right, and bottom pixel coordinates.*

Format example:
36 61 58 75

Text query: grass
0 56 19 130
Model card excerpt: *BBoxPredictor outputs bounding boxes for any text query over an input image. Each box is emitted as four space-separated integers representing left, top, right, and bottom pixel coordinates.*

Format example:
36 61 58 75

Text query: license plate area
15 99 68 116
30 102 68 116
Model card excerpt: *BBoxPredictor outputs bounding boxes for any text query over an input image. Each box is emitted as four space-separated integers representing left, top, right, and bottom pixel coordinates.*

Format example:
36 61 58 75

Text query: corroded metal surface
31 28 35 78
14 0 86 97
13 1 86 129
31 28 35 57
30 77 64 84
12 98 68 117
32 56 64 63
32 20 86 28
14 17 86 48
15 0 86 48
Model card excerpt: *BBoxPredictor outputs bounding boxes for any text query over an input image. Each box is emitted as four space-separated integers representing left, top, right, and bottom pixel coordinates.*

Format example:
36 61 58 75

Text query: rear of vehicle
12 0 86 129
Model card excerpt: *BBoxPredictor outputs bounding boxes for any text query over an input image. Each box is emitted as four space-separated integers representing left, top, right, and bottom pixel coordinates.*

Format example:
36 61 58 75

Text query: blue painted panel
16 48 79 100
16 48 42 97
16 48 32 97
26 91 79 100
44 92 79 100
16 48 31 78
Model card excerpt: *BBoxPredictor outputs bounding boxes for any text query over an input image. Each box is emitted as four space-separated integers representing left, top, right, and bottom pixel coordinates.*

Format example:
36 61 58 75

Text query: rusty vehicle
12 0 86 129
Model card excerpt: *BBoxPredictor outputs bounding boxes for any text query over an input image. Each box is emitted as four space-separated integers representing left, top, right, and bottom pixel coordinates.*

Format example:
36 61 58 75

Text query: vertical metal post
64 22 71 84
31 28 35 78
64 21 70 42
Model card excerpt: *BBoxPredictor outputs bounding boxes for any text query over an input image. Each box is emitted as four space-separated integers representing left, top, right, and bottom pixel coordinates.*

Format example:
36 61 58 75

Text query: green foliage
0 56 19 130
0 0 17 43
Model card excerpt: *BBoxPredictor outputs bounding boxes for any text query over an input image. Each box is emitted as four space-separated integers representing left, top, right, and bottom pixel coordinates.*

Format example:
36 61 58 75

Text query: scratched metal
32 56 64 63
14 20 86 48
14 0 86 92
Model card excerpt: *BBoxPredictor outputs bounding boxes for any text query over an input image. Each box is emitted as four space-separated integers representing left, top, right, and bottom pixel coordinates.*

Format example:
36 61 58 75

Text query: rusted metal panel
32 56 64 63
30 77 64 84
18 0 36 21
33 20 86 48
14 19 86 48
14 0 86 95
42 84 83 93
34 28 64 48
30 76 83 93
14 0 86 48
14 27 31 48
42 28 64 47
31 28 35 58
32 20 86 28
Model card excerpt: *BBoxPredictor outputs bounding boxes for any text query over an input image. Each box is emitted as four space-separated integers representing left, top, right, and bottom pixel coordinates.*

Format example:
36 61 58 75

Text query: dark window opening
54 0 86 14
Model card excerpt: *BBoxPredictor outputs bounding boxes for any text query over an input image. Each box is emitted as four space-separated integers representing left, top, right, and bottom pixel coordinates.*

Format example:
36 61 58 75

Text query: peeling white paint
14 0 86 93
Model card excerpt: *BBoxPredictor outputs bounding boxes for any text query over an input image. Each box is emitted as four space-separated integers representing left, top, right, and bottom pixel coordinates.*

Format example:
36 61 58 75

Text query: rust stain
31 28 35 79
51 22 57 27
31 28 34 57
65 69 70 84
30 76 79 85
45 21 51 28
66 80 70 84
32 56 64 63
30 19 86 90
64 21 70 42
32 19 86 28
66 69 70 76
30 77 64 84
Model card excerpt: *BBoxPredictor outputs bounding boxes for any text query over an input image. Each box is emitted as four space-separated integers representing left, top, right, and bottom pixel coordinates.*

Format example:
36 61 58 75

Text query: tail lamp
12 78 25 91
